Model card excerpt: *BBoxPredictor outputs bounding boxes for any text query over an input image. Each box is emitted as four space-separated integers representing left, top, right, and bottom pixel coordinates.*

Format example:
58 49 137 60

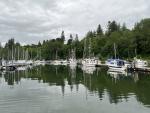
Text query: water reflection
68 65 77 91
81 66 96 75
107 69 134 83
132 72 139 83
0 65 150 109
107 69 140 84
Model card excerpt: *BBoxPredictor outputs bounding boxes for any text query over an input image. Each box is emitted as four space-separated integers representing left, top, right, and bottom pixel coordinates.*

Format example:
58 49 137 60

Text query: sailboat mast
135 49 137 58
89 38 91 58
12 46 13 60
83 37 86 59
114 43 116 59
56 51 57 60
18 46 19 60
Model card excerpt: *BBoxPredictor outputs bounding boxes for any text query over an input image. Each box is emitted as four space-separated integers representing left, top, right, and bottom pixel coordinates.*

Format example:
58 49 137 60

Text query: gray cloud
0 0 149 46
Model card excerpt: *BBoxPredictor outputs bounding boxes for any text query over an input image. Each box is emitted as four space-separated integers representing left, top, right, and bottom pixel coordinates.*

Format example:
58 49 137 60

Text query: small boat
133 57 148 68
107 59 126 71
14 60 27 66
26 60 34 65
68 48 77 66
68 58 77 66
82 37 101 67
61 60 69 65
52 60 62 65
82 57 101 67
107 43 126 71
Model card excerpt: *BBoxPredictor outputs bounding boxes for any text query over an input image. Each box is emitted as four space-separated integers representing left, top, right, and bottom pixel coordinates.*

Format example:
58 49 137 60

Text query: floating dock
132 67 150 72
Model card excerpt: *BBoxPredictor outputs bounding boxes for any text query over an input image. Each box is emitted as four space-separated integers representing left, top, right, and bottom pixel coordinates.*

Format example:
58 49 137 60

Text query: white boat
68 58 77 66
61 59 69 65
35 60 46 66
133 57 148 68
107 43 126 71
82 57 101 67
108 59 126 71
51 51 63 65
82 37 101 67
52 60 62 65
106 59 132 70
14 60 27 66
26 60 34 65
68 49 77 66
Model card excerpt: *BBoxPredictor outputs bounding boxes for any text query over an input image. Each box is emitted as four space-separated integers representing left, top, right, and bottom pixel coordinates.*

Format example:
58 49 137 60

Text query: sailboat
107 43 126 71
52 51 62 65
82 37 101 67
68 48 77 66
68 38 77 66
133 49 148 68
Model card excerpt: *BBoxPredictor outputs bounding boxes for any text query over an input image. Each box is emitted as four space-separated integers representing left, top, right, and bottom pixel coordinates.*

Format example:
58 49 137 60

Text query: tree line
1 18 150 60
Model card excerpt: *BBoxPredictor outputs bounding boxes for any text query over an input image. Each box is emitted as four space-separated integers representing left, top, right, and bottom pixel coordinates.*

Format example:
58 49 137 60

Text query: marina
0 0 150 113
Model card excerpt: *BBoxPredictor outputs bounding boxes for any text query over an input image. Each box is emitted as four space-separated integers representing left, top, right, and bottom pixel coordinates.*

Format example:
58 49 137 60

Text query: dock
132 67 150 72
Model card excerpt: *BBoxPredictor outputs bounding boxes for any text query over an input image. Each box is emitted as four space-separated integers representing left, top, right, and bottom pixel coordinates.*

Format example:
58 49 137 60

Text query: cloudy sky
0 0 149 46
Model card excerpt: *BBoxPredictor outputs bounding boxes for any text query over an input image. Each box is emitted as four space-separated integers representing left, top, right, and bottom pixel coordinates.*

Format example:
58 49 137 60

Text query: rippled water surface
0 65 150 113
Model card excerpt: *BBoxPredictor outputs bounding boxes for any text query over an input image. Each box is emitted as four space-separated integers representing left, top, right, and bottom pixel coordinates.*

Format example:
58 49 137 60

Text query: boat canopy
3 60 9 63
106 59 124 62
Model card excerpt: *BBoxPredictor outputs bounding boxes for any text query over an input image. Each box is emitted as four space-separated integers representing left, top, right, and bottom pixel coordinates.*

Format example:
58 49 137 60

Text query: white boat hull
108 65 126 71
82 63 95 67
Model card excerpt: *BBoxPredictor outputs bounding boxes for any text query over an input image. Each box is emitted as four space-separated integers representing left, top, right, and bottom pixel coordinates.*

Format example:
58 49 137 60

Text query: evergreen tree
67 39 72 45
111 21 118 32
86 31 93 37
38 41 41 46
43 40 46 44
6 38 15 50
93 31 96 37
96 24 103 35
121 23 127 31
61 31 65 44
75 34 79 41
70 34 73 39
106 21 118 36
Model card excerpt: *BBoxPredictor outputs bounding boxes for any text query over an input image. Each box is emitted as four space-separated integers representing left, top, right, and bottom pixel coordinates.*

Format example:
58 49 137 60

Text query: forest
0 18 150 61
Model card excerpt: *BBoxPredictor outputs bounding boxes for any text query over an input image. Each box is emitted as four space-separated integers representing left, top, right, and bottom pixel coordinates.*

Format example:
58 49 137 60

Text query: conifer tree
61 31 65 44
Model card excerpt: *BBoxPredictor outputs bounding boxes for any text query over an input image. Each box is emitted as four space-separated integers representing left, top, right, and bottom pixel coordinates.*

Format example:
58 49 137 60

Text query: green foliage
133 18 150 54
2 18 150 60
97 24 103 35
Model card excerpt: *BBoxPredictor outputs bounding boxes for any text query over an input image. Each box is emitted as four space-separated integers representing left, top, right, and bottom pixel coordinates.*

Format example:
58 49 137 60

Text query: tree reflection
0 65 150 107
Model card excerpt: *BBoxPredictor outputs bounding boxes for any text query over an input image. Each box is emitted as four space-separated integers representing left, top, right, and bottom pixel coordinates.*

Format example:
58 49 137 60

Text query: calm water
0 65 150 113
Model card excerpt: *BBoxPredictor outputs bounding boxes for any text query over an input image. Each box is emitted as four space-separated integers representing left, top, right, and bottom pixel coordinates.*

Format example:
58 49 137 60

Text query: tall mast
114 43 116 59
89 38 91 58
135 49 137 58
18 46 19 60
12 46 13 60
40 49 41 60
56 51 57 60
31 50 32 60
83 37 86 59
